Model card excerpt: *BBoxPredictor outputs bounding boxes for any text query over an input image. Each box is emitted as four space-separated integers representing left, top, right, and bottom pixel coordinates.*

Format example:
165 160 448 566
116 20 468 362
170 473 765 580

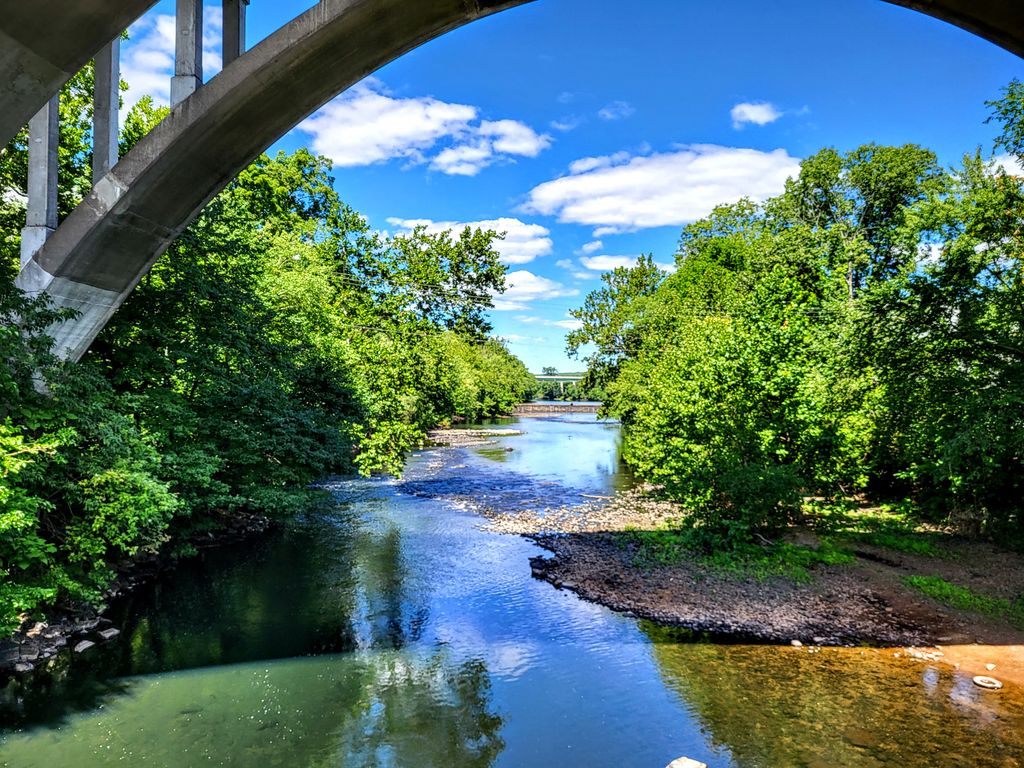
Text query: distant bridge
515 402 601 415
4 0 1023 360
533 372 585 395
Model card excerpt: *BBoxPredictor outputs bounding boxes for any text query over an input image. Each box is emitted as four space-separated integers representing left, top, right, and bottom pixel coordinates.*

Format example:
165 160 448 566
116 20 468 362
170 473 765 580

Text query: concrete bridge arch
4 0 1023 360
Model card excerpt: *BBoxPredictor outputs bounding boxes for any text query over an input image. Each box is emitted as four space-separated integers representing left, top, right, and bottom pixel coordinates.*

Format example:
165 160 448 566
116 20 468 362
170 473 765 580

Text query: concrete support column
223 0 249 66
92 37 121 184
170 0 203 106
20 95 59 267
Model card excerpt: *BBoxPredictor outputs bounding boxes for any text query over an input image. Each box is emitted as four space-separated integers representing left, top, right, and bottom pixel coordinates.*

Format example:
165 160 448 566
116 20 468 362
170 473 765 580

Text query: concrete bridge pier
223 0 249 66
171 0 204 106
20 96 59 268
93 37 121 184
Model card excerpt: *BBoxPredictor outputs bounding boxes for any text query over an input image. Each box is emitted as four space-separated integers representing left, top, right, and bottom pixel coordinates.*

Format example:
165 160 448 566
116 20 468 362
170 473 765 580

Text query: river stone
843 726 881 749
666 759 708 768
98 628 121 642
73 640 96 654
13 662 33 674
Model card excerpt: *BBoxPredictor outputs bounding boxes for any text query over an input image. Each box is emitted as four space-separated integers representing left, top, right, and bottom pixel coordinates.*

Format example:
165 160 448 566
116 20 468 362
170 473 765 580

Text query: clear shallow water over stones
2 414 1023 767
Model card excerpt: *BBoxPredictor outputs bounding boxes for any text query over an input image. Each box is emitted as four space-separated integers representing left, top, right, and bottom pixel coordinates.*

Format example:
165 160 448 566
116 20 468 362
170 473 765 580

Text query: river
2 413 1023 767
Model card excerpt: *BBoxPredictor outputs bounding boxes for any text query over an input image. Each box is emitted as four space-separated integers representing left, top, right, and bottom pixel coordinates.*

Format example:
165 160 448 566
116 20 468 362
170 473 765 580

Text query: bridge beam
4 0 1024 361
0 0 157 148
16 0 532 361
0 0 1020 152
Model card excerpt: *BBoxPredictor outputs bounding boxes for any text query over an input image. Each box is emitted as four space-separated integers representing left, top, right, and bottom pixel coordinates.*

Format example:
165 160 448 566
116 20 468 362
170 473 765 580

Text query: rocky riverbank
428 427 525 447
0 511 273 680
480 486 1024 685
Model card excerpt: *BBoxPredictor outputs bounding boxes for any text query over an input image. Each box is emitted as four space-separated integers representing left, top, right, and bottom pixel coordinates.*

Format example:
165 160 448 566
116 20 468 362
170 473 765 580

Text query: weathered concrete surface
7 0 1024 359
0 0 1020 151
16 0 534 361
0 0 157 147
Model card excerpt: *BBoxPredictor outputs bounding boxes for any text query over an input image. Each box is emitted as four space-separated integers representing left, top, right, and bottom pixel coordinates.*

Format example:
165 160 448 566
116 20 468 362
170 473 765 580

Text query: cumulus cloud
122 5 223 108
386 217 553 265
580 255 639 271
521 144 801 234
578 254 677 274
730 101 783 129
298 79 551 175
480 120 551 156
598 101 636 121
493 271 578 311
993 153 1024 176
578 240 604 255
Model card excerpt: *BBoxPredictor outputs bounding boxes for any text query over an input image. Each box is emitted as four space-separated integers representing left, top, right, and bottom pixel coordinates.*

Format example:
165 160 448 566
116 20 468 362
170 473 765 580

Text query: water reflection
645 624 1024 768
0 650 503 768
2 415 1023 767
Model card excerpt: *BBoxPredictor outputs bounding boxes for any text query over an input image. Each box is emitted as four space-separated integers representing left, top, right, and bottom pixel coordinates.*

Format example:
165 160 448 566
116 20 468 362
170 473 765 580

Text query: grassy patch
905 575 1024 627
807 499 951 559
621 525 853 583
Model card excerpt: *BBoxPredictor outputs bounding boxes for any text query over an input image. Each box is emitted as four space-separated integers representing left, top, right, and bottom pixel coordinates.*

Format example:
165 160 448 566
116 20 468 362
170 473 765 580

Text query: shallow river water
2 414 1024 767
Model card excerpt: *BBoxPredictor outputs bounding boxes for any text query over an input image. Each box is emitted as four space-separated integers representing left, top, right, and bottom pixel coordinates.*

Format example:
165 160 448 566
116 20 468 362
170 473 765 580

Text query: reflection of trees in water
322 652 504 768
642 624 1024 768
0 649 504 768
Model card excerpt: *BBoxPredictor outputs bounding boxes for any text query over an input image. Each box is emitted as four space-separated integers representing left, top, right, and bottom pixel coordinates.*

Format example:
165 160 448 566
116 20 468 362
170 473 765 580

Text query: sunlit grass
905 575 1024 627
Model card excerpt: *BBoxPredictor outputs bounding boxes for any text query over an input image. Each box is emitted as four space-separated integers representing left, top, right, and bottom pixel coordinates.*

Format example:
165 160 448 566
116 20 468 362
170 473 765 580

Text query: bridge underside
1 0 1022 361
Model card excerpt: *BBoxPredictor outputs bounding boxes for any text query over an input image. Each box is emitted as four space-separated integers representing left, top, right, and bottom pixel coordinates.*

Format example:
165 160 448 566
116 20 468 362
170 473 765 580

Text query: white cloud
551 116 583 132
493 271 578 311
578 254 678 274
730 101 783 129
598 100 635 121
387 217 553 265
551 318 584 330
555 259 574 269
522 144 800 234
480 119 551 157
993 153 1024 176
580 255 639 271
122 5 223 108
430 141 493 176
298 79 551 175
578 240 603 255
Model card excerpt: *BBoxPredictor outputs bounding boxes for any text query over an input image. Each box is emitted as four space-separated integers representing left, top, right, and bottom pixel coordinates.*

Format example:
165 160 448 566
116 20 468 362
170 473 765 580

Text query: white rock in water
790 639 803 647
666 759 708 768
985 663 996 671
73 640 95 654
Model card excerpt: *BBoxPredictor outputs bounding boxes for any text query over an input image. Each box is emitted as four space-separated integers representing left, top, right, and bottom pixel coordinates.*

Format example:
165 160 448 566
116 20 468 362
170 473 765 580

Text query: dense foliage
0 73 533 634
570 83 1024 551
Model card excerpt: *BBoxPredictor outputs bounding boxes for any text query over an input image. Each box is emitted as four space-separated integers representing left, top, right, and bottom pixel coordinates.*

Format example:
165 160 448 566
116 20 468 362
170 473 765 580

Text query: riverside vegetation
567 81 1024 599
0 66 536 637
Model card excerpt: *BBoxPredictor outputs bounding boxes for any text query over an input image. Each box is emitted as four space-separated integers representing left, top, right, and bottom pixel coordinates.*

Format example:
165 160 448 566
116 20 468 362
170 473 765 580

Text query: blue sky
122 0 1022 371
